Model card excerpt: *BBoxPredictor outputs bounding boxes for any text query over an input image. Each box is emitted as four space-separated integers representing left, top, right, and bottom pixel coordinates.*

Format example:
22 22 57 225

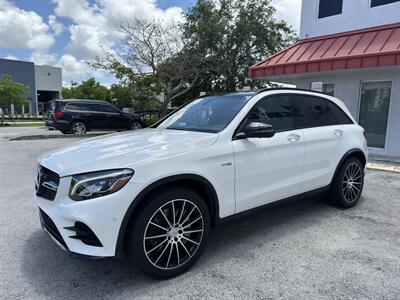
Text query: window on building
358 81 392 148
309 83 335 96
318 0 343 18
370 0 399 8
322 83 335 96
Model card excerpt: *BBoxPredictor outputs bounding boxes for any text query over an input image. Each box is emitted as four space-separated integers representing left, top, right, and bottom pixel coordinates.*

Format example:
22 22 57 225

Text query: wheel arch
115 174 220 257
330 148 367 185
70 118 88 130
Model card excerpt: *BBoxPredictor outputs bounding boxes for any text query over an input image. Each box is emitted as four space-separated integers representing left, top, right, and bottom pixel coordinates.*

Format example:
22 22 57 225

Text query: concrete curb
367 162 400 173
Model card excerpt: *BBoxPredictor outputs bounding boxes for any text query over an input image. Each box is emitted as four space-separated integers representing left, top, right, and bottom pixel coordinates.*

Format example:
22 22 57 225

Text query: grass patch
3 122 45 127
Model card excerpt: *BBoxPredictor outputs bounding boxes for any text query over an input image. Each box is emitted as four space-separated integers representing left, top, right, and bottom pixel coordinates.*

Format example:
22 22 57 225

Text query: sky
0 0 301 86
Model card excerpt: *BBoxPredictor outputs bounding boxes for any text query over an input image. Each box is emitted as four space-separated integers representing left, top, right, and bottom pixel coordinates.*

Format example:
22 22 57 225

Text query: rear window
49 101 60 112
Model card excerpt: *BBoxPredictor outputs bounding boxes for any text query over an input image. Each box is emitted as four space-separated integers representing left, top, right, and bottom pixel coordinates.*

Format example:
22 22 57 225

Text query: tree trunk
161 98 169 116
0 108 4 125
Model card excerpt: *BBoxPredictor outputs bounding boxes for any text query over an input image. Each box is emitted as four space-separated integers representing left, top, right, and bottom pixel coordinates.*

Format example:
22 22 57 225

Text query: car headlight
69 169 134 201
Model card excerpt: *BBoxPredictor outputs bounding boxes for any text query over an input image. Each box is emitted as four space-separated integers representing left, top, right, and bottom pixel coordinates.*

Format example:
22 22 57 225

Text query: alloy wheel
342 162 362 202
72 122 86 134
143 199 204 270
131 122 142 130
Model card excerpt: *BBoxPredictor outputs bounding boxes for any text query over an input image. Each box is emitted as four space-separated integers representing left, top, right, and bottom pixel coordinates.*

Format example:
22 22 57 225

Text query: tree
0 75 29 123
183 0 297 92
90 19 206 114
62 78 111 102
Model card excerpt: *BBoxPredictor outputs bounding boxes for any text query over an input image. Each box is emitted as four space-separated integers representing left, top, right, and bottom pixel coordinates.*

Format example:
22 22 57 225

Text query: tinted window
290 95 328 128
65 102 91 111
290 95 352 128
158 95 252 133
246 95 294 132
94 103 120 113
325 101 353 125
371 0 399 7
318 0 343 18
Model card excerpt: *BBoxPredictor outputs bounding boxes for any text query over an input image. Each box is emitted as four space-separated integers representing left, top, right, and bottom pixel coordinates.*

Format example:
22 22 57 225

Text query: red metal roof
249 22 400 79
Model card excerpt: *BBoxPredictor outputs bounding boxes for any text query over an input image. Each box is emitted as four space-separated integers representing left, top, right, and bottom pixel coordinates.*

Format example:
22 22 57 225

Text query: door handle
287 134 301 142
334 129 344 136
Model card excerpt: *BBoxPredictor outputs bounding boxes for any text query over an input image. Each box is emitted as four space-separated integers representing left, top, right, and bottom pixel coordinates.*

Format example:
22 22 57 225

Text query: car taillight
363 130 367 139
53 112 64 119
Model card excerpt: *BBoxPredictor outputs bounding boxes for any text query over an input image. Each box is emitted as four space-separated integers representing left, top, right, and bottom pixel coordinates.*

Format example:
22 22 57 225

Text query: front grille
39 208 67 248
35 166 60 201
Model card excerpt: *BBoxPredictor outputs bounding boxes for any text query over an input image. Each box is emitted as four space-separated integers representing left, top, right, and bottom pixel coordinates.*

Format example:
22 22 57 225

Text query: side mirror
236 122 275 139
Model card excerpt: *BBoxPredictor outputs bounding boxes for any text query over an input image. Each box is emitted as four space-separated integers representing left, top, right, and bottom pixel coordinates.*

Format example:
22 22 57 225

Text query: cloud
53 0 184 60
272 0 301 33
30 51 58 65
48 15 64 35
3 54 17 60
0 0 55 50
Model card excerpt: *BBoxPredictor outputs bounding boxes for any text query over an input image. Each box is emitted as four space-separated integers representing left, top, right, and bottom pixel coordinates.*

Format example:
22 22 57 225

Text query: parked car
35 88 367 279
45 99 145 134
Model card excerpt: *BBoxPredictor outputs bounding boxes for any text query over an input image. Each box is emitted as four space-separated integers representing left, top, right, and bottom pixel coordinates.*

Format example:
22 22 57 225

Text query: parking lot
1 128 399 299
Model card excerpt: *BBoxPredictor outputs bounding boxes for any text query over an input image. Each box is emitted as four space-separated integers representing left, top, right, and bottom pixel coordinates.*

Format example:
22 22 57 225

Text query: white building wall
291 67 400 159
300 0 400 39
34 65 62 92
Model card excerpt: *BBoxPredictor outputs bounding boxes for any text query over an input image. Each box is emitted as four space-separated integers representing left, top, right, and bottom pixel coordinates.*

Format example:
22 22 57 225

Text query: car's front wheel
125 187 210 279
330 157 364 208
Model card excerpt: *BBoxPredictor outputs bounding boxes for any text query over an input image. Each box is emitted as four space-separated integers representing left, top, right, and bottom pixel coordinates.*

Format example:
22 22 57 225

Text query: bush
144 115 160 127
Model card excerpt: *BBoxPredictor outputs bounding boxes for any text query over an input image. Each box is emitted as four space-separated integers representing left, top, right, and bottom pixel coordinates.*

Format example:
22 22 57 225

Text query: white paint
300 0 400 39
311 81 323 91
34 65 62 92
262 66 400 159
35 89 367 257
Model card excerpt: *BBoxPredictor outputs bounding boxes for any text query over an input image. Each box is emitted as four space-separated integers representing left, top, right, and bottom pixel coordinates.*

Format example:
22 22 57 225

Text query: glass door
358 81 392 148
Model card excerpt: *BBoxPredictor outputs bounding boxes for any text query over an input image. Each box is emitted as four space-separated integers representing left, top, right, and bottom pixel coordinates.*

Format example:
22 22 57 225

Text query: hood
39 128 218 177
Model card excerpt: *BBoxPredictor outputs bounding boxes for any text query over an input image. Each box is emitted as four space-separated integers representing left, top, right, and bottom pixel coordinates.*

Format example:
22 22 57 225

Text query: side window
95 104 119 113
325 101 353 125
290 95 331 128
65 103 90 111
246 95 294 132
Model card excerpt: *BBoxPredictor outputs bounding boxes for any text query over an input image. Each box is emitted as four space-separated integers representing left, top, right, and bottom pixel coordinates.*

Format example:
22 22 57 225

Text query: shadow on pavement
21 194 334 298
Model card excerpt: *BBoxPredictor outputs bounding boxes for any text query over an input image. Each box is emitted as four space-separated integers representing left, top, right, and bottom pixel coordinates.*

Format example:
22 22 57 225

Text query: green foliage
0 75 29 120
88 0 296 113
183 0 297 92
144 115 160 127
62 78 111 102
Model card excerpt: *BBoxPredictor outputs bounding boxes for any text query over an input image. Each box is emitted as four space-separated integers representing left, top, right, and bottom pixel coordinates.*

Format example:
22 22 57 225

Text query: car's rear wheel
125 187 210 279
131 121 142 130
71 121 87 135
330 157 364 208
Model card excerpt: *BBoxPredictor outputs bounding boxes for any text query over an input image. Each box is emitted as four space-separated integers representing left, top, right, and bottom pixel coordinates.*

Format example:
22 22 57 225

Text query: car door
100 104 127 129
289 94 353 192
233 94 305 213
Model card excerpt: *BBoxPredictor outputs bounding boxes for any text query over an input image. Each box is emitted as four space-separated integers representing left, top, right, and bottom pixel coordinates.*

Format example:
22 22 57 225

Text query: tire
125 187 210 279
131 121 142 130
70 121 87 135
330 157 364 208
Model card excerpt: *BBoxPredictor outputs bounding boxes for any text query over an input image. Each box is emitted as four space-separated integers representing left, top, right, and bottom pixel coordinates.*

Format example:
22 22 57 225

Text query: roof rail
256 87 331 96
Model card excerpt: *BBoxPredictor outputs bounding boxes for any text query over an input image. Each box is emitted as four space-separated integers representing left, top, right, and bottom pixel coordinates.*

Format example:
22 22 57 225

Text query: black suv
45 99 145 134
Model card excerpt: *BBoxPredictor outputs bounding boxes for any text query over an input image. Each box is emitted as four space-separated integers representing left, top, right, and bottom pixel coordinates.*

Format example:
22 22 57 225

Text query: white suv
35 88 368 279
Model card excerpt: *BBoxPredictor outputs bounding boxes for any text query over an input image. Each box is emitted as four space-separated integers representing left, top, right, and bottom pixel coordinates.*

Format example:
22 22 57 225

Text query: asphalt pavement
0 129 399 299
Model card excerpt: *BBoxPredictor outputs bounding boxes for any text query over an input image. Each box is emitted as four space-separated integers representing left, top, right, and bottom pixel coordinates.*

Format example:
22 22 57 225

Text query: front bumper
35 175 145 258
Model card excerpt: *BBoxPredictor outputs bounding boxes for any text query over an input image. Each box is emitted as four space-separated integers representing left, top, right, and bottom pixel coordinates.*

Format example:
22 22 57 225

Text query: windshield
158 94 253 133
